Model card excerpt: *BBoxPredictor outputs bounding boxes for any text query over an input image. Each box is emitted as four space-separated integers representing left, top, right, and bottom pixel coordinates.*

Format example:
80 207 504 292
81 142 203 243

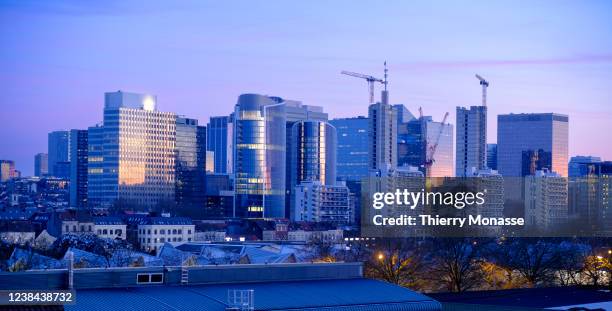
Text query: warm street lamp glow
608 249 611 255
377 253 384 260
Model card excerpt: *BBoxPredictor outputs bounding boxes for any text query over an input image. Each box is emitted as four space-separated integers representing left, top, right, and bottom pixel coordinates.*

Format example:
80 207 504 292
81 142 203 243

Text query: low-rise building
288 229 343 242
94 217 127 240
138 217 195 253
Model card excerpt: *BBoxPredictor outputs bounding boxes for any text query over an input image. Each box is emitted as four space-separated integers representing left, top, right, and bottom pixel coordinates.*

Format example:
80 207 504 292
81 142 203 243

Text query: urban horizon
2 1 612 176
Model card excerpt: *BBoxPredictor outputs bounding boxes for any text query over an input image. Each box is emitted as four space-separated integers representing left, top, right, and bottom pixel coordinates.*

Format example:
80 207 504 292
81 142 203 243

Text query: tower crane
424 111 449 177
475 74 489 106
341 70 384 104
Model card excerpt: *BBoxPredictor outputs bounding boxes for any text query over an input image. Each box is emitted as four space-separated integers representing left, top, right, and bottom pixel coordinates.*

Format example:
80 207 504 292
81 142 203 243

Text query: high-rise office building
48 130 71 178
69 129 89 208
284 100 329 216
0 160 16 182
497 113 568 177
368 98 397 172
568 156 602 177
34 153 48 177
175 117 206 209
206 116 229 174
233 94 286 218
88 91 177 208
398 116 453 177
456 106 487 177
329 116 369 225
288 120 337 219
329 117 369 181
393 104 416 125
486 144 497 170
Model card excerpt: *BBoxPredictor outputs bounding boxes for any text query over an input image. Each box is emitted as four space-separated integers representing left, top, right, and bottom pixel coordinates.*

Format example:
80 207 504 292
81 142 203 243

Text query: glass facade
497 113 569 177
34 153 48 177
329 117 369 181
206 116 229 173
486 143 497 170
175 117 206 208
233 94 286 218
288 121 337 219
88 91 177 208
48 130 70 178
69 129 89 208
398 116 454 177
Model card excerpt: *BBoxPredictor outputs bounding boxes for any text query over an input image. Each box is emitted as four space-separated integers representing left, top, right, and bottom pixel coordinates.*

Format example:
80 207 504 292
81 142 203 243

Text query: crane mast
475 74 489 106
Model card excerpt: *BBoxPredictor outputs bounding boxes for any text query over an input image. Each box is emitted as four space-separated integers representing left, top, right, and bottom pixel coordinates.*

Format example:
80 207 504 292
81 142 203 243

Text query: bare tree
507 239 564 287
427 238 484 292
366 239 425 289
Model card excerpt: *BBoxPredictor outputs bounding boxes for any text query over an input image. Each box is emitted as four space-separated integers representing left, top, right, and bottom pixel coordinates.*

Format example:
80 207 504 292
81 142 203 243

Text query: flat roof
67 278 441 311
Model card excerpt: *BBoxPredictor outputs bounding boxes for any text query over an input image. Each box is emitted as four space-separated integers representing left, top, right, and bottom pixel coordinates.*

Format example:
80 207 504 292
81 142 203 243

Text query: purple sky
1 0 611 176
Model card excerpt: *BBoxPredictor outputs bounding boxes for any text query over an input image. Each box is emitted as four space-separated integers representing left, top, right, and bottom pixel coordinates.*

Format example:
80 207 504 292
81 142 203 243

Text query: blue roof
67 279 440 311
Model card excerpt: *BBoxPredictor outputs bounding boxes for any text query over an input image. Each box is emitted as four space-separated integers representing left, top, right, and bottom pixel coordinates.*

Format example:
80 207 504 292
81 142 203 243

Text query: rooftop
67 278 440 311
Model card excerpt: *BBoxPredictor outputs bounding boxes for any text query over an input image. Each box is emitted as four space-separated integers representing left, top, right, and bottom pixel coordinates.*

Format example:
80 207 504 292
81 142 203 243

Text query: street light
377 253 384 261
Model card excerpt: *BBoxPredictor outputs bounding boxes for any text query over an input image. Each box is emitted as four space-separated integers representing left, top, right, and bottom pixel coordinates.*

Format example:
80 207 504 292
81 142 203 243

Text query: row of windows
139 228 192 235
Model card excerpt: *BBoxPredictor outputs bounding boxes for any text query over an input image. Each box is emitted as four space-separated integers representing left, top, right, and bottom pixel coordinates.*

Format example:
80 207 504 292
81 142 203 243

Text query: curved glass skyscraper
233 94 286 218
289 120 337 188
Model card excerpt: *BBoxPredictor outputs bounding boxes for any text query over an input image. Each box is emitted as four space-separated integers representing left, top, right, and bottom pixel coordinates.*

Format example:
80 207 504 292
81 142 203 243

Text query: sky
1 0 611 176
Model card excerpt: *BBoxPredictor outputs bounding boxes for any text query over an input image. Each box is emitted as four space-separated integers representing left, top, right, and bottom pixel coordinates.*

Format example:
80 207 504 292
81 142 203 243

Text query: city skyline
2 1 612 175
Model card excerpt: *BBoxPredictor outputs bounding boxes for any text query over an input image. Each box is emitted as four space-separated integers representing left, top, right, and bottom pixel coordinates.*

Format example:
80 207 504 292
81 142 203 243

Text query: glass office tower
175 117 206 208
34 153 48 177
206 116 229 173
88 91 177 208
329 117 369 181
233 94 286 218
398 116 453 177
497 113 569 177
48 130 70 178
288 121 337 219
69 129 89 208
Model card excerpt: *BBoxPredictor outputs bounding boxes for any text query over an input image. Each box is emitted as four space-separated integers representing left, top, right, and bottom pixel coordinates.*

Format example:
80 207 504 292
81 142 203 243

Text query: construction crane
475 74 489 106
341 70 384 104
424 111 450 177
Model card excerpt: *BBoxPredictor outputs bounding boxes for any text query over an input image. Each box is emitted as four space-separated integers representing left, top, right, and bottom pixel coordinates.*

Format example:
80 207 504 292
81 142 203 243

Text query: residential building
69 129 89 208
456 106 487 177
497 113 569 177
293 181 352 224
88 91 177 208
34 153 48 177
233 94 286 218
524 170 568 229
137 217 195 253
175 117 206 209
48 130 71 178
93 217 127 240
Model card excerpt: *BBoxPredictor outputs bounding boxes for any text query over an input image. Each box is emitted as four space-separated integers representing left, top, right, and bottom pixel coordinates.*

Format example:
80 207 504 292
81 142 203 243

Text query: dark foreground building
0 262 441 311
